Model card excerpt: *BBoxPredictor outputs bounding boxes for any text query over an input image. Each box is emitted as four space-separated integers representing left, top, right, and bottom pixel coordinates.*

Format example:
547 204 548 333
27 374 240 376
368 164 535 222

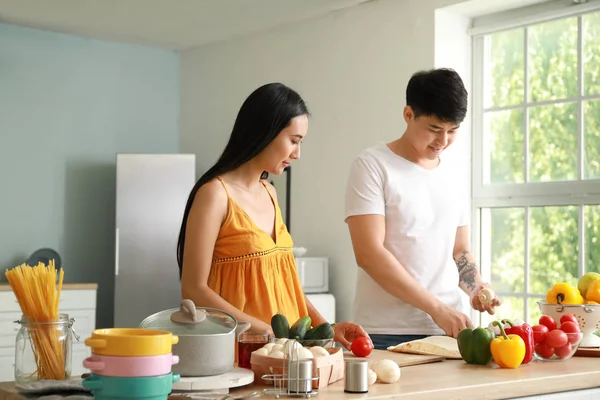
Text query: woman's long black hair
177 82 310 278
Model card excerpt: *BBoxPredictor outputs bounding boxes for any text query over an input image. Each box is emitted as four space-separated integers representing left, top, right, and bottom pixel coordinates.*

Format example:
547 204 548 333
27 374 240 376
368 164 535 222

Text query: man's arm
453 225 501 314
453 226 484 295
346 214 473 337
347 214 443 315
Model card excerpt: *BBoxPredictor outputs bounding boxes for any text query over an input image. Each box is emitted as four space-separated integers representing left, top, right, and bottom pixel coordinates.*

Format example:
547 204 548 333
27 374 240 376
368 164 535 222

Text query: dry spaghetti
5 260 66 380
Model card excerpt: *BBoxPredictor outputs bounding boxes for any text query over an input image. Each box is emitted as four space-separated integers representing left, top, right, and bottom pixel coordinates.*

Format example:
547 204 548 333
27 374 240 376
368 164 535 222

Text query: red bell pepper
501 319 534 364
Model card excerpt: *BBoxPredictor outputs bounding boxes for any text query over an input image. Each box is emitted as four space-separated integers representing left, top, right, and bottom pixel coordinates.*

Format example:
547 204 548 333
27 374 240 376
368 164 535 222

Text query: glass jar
14 314 78 384
238 332 272 370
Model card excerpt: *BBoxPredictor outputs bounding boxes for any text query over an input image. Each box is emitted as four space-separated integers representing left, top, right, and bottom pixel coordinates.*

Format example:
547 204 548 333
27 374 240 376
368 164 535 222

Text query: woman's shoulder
190 178 228 215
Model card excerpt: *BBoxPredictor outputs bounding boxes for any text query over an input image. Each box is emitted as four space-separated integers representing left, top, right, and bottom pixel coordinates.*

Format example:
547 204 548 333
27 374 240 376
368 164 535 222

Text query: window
472 5 600 327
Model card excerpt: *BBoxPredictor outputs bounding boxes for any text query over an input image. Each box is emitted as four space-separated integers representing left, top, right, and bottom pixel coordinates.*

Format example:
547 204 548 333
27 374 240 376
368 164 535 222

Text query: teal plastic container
82 372 180 400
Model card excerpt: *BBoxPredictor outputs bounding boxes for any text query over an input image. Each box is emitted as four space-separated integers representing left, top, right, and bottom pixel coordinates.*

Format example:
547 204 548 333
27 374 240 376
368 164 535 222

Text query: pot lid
139 299 237 336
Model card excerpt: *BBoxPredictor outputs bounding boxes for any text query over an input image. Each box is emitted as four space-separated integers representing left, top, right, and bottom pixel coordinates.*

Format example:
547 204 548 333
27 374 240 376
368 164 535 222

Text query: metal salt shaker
344 359 369 393
289 359 313 393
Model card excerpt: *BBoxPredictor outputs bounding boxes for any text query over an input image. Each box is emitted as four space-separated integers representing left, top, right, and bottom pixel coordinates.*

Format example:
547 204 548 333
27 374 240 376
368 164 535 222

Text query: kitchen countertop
0 283 98 291
0 350 599 400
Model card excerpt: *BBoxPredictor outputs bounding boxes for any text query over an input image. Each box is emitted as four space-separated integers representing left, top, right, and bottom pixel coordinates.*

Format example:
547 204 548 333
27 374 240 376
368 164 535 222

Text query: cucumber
271 313 290 339
304 322 335 340
289 316 311 340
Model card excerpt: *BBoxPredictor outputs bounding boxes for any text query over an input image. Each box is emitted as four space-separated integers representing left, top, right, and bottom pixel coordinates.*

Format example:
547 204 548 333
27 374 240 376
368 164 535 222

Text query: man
344 68 500 350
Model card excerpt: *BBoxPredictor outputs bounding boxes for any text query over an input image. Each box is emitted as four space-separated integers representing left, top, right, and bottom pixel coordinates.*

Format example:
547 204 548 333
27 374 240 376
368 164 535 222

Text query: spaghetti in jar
4 260 78 383
14 314 76 383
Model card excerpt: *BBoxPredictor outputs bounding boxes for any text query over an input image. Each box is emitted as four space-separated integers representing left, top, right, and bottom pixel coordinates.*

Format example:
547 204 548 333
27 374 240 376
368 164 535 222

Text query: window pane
485 109 525 184
530 206 578 294
583 11 600 96
489 208 525 293
584 205 600 275
528 17 578 102
529 103 578 182
584 99 600 180
528 297 544 325
485 28 524 108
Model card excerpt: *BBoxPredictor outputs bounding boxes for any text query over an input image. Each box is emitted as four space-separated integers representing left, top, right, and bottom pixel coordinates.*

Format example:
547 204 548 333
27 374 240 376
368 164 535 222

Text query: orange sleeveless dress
207 177 309 326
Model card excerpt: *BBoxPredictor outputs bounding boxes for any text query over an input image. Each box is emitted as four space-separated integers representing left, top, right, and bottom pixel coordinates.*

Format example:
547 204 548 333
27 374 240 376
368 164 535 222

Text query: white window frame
470 0 600 325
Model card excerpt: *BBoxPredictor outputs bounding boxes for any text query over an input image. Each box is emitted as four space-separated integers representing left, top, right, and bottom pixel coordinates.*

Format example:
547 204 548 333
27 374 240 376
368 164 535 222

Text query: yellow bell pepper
586 280 600 303
546 282 584 305
490 321 525 369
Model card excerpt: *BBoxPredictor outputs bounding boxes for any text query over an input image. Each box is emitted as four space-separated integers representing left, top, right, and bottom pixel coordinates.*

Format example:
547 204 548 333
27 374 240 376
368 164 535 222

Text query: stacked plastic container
82 328 180 400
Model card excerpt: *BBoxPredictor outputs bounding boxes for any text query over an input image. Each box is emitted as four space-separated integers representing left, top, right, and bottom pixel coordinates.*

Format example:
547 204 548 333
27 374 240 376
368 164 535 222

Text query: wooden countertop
0 283 98 292
331 351 600 400
235 349 599 400
1 350 599 399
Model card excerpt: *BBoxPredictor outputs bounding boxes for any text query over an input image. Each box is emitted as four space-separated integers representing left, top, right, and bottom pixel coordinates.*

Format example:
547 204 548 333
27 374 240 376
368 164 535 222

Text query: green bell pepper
457 327 495 365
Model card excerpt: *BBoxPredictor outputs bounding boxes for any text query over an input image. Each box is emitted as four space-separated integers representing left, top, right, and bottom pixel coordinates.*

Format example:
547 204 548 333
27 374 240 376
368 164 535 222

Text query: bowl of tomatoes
532 313 583 361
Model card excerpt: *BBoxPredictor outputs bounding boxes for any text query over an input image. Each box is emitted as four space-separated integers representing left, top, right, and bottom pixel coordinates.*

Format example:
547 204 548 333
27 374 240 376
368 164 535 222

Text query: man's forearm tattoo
454 250 477 292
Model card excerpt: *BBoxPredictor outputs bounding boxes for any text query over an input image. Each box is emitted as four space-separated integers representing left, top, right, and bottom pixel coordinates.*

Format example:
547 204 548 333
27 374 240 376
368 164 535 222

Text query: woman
177 83 370 350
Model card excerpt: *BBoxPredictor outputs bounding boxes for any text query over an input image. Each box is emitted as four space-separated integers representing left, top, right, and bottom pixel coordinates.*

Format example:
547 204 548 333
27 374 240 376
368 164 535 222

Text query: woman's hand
247 320 274 337
333 321 372 350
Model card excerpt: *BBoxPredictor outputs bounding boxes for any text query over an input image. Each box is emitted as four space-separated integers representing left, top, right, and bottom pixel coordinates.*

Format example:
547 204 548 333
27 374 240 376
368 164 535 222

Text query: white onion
269 350 285 359
309 346 330 358
367 368 377 385
263 343 276 352
372 359 401 384
252 348 269 356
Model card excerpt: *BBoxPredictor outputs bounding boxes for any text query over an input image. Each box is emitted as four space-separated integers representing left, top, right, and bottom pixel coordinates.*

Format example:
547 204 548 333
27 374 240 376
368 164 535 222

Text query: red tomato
560 314 579 327
351 337 373 357
539 315 556 331
532 324 549 344
535 342 555 359
560 322 582 344
545 329 568 348
554 343 572 359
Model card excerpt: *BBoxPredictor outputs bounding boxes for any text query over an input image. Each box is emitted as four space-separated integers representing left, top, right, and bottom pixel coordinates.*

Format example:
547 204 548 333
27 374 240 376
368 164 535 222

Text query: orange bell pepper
586 280 600 303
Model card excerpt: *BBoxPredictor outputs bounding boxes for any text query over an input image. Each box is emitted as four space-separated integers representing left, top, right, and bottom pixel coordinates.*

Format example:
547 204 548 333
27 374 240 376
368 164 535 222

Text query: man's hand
333 321 372 350
430 303 474 338
470 283 501 315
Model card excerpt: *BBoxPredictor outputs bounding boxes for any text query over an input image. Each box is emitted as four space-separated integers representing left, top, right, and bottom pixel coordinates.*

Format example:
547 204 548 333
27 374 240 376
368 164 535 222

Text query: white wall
180 0 475 322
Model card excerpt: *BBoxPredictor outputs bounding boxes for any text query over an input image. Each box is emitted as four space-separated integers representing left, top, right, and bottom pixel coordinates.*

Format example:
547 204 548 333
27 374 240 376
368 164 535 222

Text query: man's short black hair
406 68 468 124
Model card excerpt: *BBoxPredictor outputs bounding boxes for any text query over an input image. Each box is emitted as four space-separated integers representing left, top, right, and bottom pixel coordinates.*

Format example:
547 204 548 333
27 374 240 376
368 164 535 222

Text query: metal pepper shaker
289 359 313 394
344 359 369 393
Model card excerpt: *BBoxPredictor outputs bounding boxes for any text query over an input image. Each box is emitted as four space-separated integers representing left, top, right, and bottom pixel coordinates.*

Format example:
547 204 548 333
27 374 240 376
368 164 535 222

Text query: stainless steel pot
139 299 250 377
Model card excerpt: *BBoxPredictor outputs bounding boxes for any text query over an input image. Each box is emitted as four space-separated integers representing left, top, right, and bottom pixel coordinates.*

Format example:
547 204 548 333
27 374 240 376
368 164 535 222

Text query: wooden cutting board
575 347 600 357
344 349 445 367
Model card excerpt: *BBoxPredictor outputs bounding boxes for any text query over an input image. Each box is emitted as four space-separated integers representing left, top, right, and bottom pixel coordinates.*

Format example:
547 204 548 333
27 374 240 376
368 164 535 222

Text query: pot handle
171 355 180 365
82 357 105 371
235 322 251 337
172 373 181 383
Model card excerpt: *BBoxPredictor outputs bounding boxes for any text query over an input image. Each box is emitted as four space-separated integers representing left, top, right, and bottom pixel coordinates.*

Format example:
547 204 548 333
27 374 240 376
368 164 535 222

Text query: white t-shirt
344 143 469 335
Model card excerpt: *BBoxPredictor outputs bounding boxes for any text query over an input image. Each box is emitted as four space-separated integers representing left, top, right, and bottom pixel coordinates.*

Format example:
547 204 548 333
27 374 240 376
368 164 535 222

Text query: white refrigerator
114 153 196 328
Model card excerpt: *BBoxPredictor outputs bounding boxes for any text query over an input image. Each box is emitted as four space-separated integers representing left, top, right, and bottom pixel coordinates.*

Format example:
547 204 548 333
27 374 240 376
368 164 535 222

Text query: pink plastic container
83 353 179 377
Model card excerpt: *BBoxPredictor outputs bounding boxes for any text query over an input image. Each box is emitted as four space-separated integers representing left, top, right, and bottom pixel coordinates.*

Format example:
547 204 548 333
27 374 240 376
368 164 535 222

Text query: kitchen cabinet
0 284 97 382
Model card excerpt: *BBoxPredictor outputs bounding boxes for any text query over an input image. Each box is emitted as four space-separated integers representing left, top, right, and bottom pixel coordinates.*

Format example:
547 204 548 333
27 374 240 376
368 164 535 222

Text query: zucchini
271 313 290 339
304 322 335 340
289 316 311 340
